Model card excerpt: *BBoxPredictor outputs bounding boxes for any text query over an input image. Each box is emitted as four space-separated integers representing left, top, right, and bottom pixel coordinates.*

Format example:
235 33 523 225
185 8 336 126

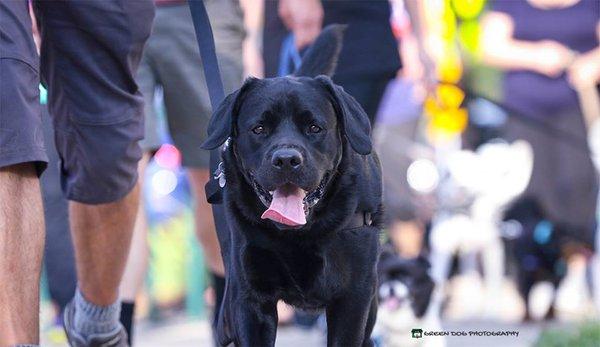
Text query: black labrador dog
202 25 383 347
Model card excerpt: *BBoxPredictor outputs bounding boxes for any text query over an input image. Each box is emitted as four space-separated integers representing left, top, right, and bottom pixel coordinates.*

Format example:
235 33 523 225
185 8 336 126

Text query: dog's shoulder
346 149 383 215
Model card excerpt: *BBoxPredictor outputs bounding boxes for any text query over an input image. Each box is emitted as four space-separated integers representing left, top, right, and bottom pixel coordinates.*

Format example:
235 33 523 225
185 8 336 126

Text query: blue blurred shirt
493 0 599 118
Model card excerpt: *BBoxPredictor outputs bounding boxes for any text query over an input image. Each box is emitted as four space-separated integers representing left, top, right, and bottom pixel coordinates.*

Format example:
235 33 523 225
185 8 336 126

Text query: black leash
187 1 230 268
188 0 226 205
188 0 224 111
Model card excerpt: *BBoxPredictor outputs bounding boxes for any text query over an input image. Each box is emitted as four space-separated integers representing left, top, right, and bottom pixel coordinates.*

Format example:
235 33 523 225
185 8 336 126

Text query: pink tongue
385 297 401 310
261 185 307 226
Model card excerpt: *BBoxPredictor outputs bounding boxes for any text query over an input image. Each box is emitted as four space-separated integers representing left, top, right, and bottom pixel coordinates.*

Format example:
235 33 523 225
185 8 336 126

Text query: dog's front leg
326 289 377 347
232 298 278 347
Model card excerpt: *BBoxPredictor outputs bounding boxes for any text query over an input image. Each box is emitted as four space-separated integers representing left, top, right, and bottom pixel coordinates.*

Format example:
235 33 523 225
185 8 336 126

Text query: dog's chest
242 244 336 308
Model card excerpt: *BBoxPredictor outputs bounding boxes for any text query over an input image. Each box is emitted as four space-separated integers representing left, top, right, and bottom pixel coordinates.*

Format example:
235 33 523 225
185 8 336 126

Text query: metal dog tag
218 173 226 188
214 162 226 188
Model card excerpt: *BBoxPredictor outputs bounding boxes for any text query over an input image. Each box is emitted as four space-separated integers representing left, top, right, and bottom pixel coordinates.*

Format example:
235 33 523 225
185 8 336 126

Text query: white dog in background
427 140 533 318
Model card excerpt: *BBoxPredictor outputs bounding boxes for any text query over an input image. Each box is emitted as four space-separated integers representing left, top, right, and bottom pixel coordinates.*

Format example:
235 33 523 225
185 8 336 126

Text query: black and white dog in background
373 246 444 347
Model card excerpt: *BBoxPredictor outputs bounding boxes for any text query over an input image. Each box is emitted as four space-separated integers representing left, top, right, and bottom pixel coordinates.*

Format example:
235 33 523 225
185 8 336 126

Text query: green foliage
535 321 600 347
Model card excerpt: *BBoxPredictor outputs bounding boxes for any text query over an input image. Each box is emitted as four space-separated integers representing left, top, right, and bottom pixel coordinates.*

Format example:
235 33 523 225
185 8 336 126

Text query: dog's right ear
315 75 372 155
201 78 258 150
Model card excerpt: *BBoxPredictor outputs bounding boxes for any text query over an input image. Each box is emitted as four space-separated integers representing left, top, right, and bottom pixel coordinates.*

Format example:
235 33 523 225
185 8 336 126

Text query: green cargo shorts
138 0 244 168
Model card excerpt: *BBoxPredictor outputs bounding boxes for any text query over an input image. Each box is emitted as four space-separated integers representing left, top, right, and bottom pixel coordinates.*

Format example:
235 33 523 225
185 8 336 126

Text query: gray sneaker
63 301 129 347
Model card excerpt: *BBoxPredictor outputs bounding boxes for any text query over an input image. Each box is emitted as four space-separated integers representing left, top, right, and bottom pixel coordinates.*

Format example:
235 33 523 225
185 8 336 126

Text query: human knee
0 162 38 178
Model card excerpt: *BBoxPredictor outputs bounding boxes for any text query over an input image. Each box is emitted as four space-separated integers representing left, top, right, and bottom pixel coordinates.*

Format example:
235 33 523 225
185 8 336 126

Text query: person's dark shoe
63 301 129 347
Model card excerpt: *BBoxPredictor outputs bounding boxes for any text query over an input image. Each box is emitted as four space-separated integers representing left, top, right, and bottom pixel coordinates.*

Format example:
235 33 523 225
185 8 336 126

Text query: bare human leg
0 163 44 345
188 168 224 276
118 154 151 344
120 153 151 302
70 183 140 307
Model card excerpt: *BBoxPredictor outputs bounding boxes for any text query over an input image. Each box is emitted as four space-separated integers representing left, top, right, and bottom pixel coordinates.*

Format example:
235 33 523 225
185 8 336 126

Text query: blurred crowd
35 0 599 346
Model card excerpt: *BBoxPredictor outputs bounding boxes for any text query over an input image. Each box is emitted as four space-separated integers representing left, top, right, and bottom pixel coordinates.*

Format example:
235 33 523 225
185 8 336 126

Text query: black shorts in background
0 0 154 204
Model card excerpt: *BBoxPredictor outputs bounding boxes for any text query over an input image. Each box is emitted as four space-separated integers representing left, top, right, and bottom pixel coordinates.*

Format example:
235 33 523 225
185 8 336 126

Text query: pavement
134 318 323 347
39 315 554 347
40 275 592 347
41 305 597 347
132 317 552 347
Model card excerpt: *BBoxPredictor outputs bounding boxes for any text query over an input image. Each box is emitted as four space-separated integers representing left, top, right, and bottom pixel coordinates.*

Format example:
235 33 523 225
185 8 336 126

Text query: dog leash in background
188 0 226 205
278 34 302 77
188 0 224 111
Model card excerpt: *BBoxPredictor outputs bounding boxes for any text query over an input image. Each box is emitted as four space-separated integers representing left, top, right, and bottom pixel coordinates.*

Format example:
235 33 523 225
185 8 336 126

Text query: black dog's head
377 250 435 318
201 25 372 229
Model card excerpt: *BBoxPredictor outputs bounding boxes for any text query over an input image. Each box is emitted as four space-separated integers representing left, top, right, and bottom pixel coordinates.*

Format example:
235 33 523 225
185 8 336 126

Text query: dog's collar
346 211 373 229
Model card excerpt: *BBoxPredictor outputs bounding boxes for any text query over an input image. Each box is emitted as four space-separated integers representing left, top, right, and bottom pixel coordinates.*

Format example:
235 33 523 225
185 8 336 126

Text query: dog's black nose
271 148 303 171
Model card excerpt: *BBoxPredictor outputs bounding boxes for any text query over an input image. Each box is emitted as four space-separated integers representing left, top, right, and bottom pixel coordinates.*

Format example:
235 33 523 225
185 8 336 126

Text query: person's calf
0 163 44 346
118 153 151 345
70 183 140 306
188 168 224 275
67 183 140 343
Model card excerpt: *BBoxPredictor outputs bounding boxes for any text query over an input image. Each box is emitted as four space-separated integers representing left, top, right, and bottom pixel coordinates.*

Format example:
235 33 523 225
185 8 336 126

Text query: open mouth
249 172 330 227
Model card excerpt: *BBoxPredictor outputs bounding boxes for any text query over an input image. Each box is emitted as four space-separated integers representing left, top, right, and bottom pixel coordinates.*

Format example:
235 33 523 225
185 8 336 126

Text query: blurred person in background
118 0 260 343
262 0 401 124
481 0 600 319
376 0 435 259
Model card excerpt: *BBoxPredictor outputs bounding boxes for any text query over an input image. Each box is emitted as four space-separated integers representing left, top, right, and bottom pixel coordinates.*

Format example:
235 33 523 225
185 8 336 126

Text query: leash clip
222 137 231 152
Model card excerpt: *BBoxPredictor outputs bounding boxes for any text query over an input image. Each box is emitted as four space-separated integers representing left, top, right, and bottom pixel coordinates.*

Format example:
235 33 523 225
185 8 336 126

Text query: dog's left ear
201 77 258 150
410 255 434 318
411 274 434 318
315 75 372 155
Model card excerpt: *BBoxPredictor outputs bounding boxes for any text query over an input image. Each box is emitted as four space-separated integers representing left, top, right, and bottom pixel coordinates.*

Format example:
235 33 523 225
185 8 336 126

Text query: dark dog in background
503 198 573 321
373 247 439 347
202 25 383 346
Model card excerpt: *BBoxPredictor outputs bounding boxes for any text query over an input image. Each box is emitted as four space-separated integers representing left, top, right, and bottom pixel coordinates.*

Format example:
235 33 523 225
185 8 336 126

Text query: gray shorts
138 0 244 168
0 0 154 204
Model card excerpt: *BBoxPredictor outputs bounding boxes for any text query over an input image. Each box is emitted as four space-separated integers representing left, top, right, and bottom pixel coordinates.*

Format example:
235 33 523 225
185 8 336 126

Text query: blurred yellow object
458 20 481 57
437 84 465 108
422 0 469 140
437 44 463 83
424 84 468 137
429 107 468 133
441 0 458 40
451 0 486 20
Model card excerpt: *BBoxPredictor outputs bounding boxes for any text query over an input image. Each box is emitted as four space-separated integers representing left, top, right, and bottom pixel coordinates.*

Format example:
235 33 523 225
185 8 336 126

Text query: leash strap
278 34 302 77
188 0 225 204
188 0 224 111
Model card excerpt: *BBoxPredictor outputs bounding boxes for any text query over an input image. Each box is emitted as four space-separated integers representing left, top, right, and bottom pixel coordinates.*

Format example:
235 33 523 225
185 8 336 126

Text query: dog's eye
393 282 408 297
309 124 322 133
379 283 391 298
252 125 264 135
